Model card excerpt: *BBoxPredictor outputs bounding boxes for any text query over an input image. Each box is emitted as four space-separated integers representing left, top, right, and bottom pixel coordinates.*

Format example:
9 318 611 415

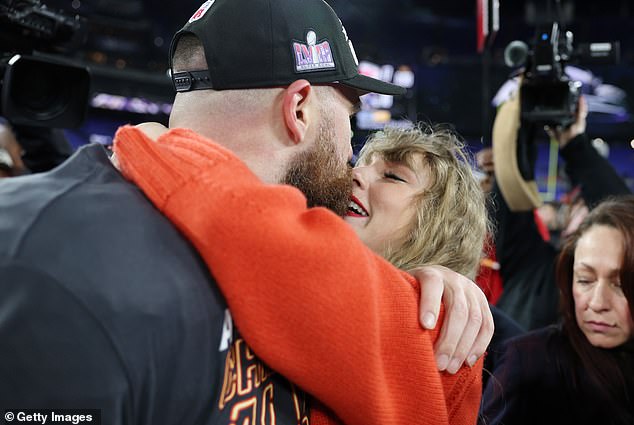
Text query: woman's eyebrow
386 160 418 178
574 262 621 276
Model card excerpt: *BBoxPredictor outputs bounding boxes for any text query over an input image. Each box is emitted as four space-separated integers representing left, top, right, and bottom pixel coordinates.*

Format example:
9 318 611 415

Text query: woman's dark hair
555 194 634 421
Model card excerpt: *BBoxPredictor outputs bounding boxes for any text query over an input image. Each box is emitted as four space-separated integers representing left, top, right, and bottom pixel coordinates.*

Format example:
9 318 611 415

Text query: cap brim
340 74 406 96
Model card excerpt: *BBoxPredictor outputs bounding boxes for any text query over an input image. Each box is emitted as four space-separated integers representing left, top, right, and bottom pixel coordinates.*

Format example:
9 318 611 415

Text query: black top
480 326 634 425
0 144 307 424
483 305 525 389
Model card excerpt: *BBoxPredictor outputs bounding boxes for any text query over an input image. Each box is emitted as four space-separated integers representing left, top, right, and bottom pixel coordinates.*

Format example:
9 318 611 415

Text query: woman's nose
588 282 611 312
352 166 369 190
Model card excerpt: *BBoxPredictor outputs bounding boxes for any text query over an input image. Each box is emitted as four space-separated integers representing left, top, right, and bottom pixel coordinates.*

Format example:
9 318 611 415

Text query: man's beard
282 115 353 217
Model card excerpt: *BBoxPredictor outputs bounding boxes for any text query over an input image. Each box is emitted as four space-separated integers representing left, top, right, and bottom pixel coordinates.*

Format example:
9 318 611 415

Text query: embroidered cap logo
293 30 336 72
189 0 216 23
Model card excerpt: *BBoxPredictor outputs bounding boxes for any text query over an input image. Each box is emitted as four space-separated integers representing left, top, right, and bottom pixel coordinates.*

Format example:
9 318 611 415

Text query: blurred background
1 0 633 196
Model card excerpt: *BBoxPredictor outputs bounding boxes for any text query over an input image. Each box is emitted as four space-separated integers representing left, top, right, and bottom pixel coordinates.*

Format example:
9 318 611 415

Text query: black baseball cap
169 0 406 96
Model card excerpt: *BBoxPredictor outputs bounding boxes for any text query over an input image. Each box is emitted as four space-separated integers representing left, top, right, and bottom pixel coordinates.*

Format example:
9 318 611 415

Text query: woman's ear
282 80 314 145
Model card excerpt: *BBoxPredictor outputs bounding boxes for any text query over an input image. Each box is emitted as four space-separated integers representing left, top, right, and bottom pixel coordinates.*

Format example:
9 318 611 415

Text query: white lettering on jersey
219 309 234 351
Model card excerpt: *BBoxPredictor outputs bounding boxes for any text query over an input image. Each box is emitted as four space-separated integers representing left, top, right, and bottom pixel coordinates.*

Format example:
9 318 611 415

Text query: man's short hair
172 34 206 72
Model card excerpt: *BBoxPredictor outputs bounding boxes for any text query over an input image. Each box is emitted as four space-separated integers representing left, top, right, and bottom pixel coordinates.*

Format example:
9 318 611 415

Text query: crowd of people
0 0 632 424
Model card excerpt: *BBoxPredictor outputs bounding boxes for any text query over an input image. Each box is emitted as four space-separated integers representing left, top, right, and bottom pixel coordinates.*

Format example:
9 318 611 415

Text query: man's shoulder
0 145 229 420
0 144 133 254
0 143 227 361
1 144 191 272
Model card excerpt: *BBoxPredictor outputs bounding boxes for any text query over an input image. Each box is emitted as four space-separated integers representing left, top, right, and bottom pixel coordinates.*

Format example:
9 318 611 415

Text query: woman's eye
384 172 406 182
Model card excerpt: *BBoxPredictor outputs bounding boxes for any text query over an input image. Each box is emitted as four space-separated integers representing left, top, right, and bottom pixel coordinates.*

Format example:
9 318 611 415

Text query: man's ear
282 80 314 145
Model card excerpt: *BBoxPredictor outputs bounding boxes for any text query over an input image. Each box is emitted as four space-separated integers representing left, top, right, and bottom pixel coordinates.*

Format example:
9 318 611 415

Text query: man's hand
135 122 169 140
111 122 168 171
545 95 588 148
409 265 494 374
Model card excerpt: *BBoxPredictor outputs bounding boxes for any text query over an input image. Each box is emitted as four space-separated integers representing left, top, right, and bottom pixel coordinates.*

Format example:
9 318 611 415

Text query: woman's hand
410 265 494 374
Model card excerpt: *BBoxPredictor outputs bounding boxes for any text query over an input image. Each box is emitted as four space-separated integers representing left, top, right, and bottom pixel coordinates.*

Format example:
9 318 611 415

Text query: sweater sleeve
113 126 482 425
559 133 631 207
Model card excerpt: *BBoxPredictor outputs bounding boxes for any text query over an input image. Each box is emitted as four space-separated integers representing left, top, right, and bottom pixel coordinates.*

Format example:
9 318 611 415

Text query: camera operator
487 93 631 331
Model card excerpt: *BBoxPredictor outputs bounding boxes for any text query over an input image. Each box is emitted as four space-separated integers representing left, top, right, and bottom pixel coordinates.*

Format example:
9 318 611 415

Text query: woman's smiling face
344 154 431 255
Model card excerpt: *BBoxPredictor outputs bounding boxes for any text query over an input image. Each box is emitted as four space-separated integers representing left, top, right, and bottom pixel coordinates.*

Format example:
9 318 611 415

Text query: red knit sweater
113 126 483 425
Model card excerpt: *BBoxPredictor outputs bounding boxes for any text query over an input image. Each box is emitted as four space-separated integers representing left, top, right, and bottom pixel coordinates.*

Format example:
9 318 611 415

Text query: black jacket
480 326 634 425
0 144 307 424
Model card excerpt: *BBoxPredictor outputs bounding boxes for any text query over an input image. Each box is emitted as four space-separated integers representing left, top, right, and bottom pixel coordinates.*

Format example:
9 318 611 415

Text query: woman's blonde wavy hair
356 123 491 279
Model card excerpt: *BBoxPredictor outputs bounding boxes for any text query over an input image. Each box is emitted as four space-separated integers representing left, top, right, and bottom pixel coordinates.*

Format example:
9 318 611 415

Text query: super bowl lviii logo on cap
189 0 216 23
293 30 336 72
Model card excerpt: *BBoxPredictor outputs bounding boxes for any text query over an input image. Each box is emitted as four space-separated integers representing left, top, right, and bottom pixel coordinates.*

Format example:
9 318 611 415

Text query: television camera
504 21 620 128
0 0 90 128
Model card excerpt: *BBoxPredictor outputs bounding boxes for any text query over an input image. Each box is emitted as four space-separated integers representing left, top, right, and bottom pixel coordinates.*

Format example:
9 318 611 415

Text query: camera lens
10 60 71 120
2 55 90 128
